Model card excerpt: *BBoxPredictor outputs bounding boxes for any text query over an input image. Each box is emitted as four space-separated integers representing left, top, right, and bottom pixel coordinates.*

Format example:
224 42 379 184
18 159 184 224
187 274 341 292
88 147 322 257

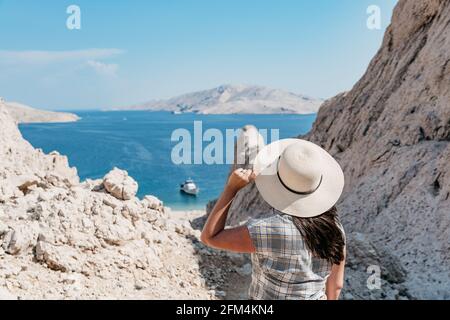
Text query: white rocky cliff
123 84 323 115
0 101 248 299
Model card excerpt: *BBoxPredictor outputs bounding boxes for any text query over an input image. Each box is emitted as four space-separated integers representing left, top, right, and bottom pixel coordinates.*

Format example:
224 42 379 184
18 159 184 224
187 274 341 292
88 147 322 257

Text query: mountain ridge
120 84 323 114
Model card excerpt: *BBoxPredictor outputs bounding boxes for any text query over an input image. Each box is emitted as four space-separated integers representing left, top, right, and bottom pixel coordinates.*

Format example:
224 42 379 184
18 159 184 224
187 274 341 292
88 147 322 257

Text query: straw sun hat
253 139 345 218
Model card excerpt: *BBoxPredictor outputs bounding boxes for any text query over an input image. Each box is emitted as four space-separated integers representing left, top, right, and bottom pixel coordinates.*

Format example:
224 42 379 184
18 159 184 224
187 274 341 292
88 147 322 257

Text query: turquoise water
19 111 316 210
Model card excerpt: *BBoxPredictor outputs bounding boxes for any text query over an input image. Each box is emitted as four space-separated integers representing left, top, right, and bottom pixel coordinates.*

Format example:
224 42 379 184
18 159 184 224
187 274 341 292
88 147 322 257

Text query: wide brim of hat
253 139 344 218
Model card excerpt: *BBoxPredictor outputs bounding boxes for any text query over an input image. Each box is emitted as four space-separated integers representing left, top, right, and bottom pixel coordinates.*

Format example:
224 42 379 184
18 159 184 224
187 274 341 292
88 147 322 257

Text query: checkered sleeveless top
246 211 344 300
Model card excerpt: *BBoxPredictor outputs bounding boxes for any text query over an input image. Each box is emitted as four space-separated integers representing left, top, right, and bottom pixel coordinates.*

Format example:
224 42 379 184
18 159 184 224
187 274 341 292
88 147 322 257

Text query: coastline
3 100 80 124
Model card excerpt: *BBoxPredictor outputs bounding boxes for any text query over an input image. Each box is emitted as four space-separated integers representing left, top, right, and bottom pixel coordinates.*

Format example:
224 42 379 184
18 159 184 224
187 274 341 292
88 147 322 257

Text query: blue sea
19 111 316 210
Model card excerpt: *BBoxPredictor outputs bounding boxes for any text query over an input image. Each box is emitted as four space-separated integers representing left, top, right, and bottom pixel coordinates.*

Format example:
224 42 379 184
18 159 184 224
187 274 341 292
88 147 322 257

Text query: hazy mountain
123 85 323 114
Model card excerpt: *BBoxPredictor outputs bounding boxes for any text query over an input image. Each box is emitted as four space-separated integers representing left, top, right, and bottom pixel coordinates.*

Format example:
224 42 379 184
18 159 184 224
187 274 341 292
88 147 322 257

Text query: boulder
206 124 270 226
103 168 138 200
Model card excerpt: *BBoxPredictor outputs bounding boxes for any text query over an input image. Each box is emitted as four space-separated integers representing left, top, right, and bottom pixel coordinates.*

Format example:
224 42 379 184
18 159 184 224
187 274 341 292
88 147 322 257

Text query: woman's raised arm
200 169 256 253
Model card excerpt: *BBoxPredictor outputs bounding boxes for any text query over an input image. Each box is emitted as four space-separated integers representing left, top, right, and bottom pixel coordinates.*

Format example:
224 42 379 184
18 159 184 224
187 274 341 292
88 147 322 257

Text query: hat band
276 157 323 196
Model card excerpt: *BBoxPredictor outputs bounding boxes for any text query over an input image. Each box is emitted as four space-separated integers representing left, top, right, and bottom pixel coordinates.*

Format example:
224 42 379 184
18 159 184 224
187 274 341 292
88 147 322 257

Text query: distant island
0 98 80 124
117 84 323 115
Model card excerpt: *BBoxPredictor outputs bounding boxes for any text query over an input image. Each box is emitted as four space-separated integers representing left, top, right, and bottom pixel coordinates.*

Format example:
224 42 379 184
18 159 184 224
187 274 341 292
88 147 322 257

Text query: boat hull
180 188 199 196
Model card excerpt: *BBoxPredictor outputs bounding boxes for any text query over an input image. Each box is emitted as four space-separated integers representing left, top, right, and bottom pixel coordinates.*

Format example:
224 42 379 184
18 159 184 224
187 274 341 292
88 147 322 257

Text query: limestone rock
206 125 271 226
0 287 17 300
142 195 164 211
0 220 8 236
346 233 406 284
1 222 40 255
0 99 231 299
103 168 138 200
35 241 84 273
234 125 265 171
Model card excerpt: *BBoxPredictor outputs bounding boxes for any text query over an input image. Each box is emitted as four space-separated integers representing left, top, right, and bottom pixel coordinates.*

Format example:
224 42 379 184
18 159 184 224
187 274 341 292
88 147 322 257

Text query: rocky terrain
0 101 250 300
121 84 323 115
2 98 79 124
2 0 448 301
218 0 450 299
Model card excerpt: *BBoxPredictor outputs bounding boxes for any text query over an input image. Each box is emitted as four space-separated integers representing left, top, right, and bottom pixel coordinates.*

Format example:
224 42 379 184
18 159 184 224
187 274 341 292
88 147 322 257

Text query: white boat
180 179 199 196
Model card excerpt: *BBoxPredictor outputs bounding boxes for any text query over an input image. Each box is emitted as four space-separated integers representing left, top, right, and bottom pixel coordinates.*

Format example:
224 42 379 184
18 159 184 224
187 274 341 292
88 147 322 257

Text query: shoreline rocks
0 100 245 300
103 168 139 201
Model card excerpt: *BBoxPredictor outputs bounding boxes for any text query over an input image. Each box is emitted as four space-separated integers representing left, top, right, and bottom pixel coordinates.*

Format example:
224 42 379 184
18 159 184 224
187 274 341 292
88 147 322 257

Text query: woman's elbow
327 277 344 291
200 232 212 246
335 280 344 290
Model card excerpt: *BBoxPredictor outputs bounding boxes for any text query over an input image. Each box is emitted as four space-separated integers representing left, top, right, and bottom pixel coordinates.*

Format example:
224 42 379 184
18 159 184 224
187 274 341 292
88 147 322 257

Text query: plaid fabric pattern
246 211 342 300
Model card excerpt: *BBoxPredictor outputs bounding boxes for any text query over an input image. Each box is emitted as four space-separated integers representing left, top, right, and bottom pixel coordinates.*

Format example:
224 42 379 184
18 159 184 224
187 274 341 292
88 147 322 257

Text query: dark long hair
292 206 345 265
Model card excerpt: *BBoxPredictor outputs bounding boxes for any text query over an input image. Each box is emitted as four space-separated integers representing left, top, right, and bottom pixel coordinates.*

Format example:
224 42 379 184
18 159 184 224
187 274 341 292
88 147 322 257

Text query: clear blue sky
0 0 397 110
